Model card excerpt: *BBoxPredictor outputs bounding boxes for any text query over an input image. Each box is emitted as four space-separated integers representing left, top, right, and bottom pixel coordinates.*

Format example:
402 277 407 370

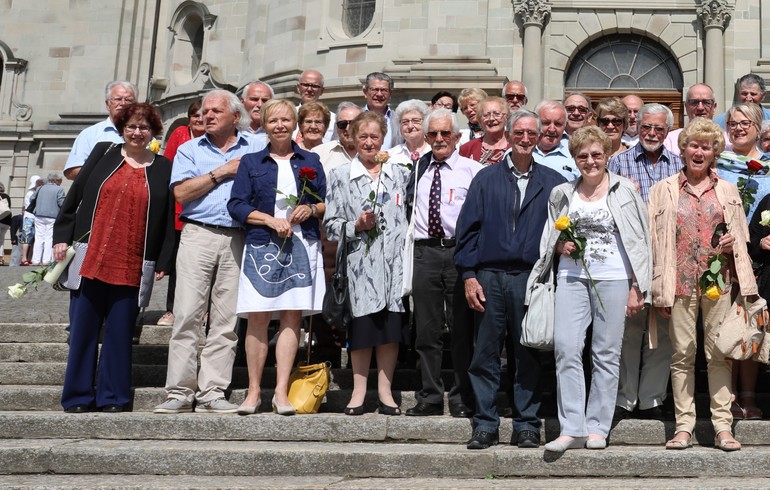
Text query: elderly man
241 80 273 146
154 90 266 414
715 73 770 128
621 95 644 147
404 109 483 418
362 72 395 150
63 81 137 180
533 100 579 181
312 102 363 171
664 83 718 156
564 92 593 135
503 81 528 111
455 110 566 450
294 69 336 143
608 103 682 421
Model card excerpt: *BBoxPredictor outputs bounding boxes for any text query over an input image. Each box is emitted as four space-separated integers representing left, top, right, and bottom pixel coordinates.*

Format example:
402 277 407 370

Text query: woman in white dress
228 99 327 416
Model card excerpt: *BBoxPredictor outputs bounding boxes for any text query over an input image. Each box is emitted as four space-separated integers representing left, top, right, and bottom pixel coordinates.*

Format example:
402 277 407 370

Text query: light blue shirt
64 118 124 172
533 137 579 181
171 131 266 227
245 127 268 148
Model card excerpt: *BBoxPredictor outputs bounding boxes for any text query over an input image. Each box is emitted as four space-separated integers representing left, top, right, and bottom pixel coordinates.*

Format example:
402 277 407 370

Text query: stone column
697 0 731 108
514 0 551 104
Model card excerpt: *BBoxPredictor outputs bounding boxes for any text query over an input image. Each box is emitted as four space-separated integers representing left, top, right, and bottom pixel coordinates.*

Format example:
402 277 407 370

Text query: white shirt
312 140 355 172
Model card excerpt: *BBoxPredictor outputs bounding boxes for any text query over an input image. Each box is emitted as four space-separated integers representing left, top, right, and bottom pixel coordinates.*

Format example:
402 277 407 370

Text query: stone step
1 411 770 447
0 343 170 364
0 324 173 345
1 475 770 490
4 439 770 478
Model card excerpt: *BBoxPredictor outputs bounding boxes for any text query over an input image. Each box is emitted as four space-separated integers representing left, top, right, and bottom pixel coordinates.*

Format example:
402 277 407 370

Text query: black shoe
344 405 364 416
449 403 473 418
638 406 671 421
466 429 499 450
64 404 89 414
613 406 632 422
378 402 401 416
101 404 123 413
515 429 541 448
405 402 443 416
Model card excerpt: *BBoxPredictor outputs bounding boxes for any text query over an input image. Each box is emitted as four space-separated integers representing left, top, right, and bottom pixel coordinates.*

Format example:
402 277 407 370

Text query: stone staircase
2 320 770 489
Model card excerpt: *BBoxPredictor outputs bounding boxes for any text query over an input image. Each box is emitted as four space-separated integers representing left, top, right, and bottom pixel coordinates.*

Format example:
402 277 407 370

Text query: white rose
7 283 26 299
760 210 770 227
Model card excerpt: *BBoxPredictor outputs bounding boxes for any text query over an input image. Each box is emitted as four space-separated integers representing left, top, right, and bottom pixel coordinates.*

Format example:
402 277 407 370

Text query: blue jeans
468 270 541 434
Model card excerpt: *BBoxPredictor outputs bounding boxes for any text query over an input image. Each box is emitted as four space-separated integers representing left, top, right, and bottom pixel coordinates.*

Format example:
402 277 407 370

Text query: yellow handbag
287 318 331 414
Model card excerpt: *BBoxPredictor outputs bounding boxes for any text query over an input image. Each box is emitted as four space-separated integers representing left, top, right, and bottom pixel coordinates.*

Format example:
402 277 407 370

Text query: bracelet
209 171 218 185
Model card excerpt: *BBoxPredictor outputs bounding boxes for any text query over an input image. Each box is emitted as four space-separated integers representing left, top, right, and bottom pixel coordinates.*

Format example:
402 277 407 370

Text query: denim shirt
228 142 326 246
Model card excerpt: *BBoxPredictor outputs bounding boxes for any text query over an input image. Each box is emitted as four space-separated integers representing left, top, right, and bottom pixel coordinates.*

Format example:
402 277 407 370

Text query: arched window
168 1 216 87
342 0 376 37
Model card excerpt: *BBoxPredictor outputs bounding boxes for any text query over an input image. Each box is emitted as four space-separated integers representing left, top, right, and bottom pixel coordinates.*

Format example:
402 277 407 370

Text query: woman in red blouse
156 100 204 326
53 103 175 414
459 96 511 166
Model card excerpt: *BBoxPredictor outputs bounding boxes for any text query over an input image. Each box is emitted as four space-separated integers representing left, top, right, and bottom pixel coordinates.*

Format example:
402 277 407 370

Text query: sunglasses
336 120 352 130
426 130 453 139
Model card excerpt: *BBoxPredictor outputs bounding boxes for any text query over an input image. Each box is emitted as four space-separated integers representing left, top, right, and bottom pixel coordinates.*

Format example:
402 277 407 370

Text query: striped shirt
607 143 682 203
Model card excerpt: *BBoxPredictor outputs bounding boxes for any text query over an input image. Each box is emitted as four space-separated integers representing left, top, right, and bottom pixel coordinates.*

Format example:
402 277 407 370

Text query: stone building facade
0 0 767 246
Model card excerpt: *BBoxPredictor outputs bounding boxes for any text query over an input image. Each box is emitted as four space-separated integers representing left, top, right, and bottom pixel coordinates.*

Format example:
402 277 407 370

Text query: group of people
42 69 770 454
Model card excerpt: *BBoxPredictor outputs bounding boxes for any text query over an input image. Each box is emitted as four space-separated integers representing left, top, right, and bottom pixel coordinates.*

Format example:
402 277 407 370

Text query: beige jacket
647 172 758 345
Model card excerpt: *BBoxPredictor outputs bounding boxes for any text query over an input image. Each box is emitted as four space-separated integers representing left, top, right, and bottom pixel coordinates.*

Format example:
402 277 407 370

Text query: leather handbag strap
336 221 349 277
305 315 314 365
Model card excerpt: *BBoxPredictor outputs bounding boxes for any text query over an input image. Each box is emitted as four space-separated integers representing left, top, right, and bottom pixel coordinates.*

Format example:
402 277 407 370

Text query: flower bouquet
699 223 729 300
555 215 605 312
274 166 322 258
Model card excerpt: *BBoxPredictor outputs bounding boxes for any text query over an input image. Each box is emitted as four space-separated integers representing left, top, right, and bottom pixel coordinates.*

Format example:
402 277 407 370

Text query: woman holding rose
228 98 326 416
324 111 410 415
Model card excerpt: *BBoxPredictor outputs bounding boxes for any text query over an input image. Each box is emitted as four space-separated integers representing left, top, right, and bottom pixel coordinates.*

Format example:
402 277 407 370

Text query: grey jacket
31 183 65 218
526 171 652 304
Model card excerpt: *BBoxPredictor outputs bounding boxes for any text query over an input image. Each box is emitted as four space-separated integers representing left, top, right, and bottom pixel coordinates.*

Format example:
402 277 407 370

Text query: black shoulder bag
322 221 352 331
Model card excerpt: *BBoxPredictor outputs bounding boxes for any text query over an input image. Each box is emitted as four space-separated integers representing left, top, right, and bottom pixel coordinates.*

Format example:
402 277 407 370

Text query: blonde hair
458 88 488 109
677 117 726 155
261 99 297 128
569 126 611 157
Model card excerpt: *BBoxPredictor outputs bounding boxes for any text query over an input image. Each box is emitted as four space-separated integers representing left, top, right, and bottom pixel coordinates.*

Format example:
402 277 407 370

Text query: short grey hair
761 119 770 134
638 103 674 129
337 101 361 114
392 99 430 142
241 80 275 98
364 72 393 90
505 109 541 135
203 89 250 132
47 172 62 183
502 80 528 98
424 108 460 134
739 73 766 94
105 81 138 101
533 100 566 118
564 91 592 107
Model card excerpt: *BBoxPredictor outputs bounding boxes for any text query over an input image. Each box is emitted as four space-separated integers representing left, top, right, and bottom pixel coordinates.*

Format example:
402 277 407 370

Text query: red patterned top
80 162 149 287
675 170 732 296
459 138 510 166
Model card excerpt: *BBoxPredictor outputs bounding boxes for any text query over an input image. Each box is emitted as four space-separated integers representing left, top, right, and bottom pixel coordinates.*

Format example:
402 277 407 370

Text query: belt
181 217 241 231
415 237 456 248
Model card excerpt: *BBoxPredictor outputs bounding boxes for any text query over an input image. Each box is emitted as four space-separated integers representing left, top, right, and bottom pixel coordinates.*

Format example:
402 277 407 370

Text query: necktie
428 162 444 238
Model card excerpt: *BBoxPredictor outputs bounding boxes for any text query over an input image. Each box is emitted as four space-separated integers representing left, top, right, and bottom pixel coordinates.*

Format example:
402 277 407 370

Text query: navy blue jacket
454 158 566 279
228 142 326 245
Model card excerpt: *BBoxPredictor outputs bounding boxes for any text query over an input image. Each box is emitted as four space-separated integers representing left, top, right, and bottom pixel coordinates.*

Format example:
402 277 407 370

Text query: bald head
297 69 326 104
622 95 644 137
685 83 716 120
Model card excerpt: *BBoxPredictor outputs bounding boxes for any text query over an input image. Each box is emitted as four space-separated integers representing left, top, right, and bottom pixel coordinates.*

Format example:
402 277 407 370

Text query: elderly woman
324 111 410 415
716 103 770 420
298 101 331 151
53 103 175 413
0 183 10 266
459 96 511 166
388 99 431 165
649 118 757 451
595 97 630 157
228 99 326 416
531 126 650 452
458 88 488 145
156 99 204 327
761 120 770 153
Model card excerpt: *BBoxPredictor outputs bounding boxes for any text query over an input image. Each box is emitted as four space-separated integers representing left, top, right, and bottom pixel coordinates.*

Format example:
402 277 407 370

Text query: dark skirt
348 309 407 350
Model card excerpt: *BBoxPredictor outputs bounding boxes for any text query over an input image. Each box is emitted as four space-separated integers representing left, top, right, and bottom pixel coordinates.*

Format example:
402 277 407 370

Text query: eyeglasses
400 118 423 127
511 130 538 138
426 130 453 139
110 97 135 104
727 120 755 130
481 111 505 120
575 152 606 163
597 117 624 127
336 120 352 130
125 124 150 133
565 105 589 115
366 87 391 94
505 93 527 101
299 82 322 90
686 98 715 108
640 124 667 134
433 102 453 109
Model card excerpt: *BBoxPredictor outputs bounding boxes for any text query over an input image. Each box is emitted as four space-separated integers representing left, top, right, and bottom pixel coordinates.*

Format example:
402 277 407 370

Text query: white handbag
520 246 556 351
0 196 10 221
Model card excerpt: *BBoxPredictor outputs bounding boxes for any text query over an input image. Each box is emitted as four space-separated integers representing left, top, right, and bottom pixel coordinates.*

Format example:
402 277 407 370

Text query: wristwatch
310 203 318 217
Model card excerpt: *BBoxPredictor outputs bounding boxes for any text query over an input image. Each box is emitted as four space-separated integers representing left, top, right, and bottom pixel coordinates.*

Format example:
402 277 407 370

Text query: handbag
287 317 332 414
25 190 38 214
715 289 768 362
400 159 421 297
0 196 10 221
520 242 557 351
322 222 352 331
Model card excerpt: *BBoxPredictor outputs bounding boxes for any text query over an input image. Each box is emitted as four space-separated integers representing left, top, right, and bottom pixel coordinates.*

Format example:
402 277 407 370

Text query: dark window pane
343 0 375 38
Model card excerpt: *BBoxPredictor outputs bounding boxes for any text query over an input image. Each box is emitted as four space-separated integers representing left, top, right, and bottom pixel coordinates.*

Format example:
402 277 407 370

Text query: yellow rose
148 140 161 154
760 210 770 227
705 285 721 301
555 215 571 231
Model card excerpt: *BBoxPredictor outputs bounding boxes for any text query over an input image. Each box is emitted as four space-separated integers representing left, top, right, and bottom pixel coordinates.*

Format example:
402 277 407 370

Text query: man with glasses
714 73 770 128
621 95 644 147
455 110 566 450
404 109 482 418
64 80 138 180
608 103 681 422
362 72 395 150
312 102 363 171
240 81 273 147
564 92 593 136
294 70 336 143
503 81 528 111
533 100 579 181
664 83 719 156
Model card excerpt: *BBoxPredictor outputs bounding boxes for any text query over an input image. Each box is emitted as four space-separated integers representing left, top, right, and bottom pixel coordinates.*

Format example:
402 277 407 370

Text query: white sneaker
153 398 193 414
194 398 239 413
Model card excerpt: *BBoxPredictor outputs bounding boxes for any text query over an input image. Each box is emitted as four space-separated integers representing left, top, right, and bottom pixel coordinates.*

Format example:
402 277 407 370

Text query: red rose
747 160 764 173
298 167 317 180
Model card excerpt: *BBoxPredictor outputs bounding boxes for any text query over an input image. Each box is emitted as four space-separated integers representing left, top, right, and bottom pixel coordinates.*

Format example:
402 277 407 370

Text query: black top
0 193 10 226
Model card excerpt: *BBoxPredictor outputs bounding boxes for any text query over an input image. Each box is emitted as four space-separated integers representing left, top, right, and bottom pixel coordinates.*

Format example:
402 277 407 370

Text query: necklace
578 175 608 202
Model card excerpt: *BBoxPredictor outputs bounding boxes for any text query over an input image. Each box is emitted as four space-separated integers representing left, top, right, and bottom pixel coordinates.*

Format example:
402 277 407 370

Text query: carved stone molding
697 0 732 30
514 0 552 28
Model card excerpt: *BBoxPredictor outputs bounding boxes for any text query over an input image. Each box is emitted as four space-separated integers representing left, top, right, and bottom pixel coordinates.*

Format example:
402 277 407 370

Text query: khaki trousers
164 223 244 403
669 292 732 435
